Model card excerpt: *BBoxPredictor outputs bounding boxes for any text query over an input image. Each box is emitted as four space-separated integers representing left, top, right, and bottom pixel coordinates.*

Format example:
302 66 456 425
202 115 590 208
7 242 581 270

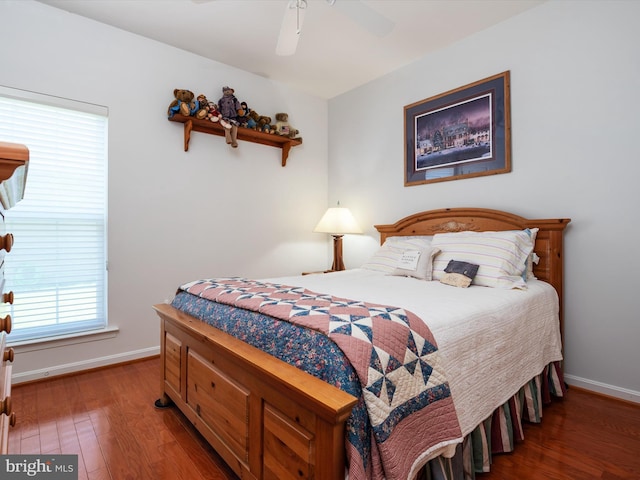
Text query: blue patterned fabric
171 291 372 471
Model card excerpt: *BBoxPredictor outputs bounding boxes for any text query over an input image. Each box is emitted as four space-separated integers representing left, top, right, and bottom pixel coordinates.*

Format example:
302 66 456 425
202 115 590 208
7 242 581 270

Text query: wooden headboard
375 208 571 340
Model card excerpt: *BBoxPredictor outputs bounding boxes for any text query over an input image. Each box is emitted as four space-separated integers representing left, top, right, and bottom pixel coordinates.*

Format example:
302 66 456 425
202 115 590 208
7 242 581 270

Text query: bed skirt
417 361 565 480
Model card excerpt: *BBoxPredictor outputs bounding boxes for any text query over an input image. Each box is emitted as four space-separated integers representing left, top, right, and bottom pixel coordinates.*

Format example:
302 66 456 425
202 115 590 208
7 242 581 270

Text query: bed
153 207 570 480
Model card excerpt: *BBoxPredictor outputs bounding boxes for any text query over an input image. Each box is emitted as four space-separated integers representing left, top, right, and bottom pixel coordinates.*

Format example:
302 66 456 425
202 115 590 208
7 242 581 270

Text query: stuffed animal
168 89 198 118
245 110 258 129
258 116 274 134
237 101 251 127
217 86 244 124
197 94 231 129
193 94 209 120
246 110 273 133
218 86 244 147
273 112 300 138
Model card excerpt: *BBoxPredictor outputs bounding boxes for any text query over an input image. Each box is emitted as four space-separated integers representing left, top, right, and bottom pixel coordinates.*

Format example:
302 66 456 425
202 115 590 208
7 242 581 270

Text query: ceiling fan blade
276 0 307 56
333 0 394 37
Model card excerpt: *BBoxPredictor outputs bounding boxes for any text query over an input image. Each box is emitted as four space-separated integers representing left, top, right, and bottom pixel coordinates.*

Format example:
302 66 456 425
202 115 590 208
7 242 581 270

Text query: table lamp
313 202 362 271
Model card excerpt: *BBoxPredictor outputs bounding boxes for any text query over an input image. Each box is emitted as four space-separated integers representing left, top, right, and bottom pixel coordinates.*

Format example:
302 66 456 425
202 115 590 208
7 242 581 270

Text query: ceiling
37 0 544 99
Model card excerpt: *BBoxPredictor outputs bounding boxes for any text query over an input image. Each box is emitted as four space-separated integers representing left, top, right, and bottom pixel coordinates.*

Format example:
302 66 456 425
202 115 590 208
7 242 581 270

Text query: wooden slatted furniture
154 208 570 480
0 141 29 454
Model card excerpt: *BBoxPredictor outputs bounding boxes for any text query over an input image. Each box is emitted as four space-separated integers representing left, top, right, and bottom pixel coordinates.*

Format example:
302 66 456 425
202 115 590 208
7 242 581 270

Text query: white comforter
266 268 563 436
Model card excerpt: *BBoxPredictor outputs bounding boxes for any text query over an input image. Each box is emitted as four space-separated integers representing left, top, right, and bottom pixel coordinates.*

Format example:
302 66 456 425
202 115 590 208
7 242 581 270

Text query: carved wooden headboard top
375 208 571 340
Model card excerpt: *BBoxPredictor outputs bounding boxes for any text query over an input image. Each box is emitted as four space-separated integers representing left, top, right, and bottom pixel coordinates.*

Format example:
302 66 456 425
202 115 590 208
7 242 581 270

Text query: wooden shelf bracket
169 114 302 167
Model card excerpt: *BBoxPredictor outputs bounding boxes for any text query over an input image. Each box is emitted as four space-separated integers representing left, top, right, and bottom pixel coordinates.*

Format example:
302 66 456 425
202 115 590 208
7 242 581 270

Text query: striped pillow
431 230 534 289
361 237 433 274
525 228 539 280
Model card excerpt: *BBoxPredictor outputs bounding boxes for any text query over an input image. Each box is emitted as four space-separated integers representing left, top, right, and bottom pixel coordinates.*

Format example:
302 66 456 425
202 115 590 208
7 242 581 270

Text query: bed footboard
154 303 358 480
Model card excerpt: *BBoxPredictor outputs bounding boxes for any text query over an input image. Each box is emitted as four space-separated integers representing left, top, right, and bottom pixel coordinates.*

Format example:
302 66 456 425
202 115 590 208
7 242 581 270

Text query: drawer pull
3 347 14 363
0 315 10 334
0 396 10 416
0 234 13 253
2 291 13 304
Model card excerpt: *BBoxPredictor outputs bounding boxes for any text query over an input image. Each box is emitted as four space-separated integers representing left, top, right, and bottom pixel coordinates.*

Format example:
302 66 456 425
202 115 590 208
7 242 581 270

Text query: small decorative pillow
440 260 479 288
390 245 440 280
361 237 433 274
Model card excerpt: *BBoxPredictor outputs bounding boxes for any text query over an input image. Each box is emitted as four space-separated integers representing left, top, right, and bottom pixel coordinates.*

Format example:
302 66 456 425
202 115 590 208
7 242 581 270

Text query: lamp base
331 234 345 271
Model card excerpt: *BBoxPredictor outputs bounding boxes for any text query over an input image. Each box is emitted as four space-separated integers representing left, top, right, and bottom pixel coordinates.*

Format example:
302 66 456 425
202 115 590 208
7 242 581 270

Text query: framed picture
404 71 511 186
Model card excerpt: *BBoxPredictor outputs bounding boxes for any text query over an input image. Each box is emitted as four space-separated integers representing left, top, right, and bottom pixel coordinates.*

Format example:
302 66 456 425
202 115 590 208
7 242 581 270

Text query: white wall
0 1 330 381
328 1 640 402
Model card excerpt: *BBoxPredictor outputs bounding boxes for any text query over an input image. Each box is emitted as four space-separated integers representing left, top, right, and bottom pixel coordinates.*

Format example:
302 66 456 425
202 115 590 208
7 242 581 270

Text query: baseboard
11 346 160 384
564 373 640 404
12 352 639 404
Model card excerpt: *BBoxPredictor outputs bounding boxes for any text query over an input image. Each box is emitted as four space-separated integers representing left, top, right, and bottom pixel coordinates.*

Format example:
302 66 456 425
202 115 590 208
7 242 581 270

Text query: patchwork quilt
179 278 463 480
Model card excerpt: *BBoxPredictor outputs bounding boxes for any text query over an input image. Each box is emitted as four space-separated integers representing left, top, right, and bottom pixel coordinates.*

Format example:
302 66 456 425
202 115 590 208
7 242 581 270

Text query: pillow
390 245 440 280
528 252 540 279
440 260 479 288
385 235 433 244
431 230 534 289
524 228 539 280
361 237 433 274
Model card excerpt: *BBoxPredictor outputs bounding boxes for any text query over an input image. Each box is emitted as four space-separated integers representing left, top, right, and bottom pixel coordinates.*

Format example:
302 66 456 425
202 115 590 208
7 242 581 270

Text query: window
0 86 108 343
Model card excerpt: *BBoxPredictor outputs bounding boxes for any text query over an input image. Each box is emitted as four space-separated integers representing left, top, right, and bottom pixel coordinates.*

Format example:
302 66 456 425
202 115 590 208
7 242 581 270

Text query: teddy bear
218 86 245 147
273 112 300 139
193 94 210 120
197 94 231 129
168 89 199 118
245 110 258 129
259 116 274 134
246 110 273 133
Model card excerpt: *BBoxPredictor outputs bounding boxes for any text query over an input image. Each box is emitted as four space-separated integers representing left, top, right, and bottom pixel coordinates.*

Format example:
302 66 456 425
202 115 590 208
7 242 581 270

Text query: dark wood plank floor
8 357 640 479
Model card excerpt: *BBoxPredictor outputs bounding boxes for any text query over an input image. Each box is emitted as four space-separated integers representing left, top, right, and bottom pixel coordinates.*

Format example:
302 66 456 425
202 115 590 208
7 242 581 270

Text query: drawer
263 403 315 480
0 332 15 455
187 349 250 463
163 332 182 395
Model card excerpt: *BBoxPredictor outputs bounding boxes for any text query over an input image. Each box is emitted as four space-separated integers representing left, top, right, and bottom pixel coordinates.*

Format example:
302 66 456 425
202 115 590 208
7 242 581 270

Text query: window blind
0 87 108 343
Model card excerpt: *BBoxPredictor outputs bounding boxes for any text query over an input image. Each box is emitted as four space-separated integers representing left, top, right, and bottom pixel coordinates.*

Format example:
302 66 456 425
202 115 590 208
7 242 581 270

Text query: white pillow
361 237 433 274
390 245 440 280
386 235 433 244
525 228 539 280
431 230 534 289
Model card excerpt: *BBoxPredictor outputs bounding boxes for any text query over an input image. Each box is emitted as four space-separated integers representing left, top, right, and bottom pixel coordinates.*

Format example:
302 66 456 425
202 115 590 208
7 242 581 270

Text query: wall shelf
169 114 303 167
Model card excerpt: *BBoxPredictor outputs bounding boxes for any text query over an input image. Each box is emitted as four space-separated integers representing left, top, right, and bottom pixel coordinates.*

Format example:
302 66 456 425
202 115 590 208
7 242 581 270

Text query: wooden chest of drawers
0 141 29 454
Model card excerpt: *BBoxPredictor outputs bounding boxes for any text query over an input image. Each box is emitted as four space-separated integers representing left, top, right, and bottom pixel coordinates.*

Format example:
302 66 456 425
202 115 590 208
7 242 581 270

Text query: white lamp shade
313 207 362 235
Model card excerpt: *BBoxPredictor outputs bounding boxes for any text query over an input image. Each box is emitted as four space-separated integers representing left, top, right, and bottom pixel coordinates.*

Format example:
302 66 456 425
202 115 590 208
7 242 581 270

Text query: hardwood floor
8 357 237 480
8 357 640 479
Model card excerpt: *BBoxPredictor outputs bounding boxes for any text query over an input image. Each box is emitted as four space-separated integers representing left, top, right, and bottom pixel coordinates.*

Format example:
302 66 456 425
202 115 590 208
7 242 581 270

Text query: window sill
9 326 120 353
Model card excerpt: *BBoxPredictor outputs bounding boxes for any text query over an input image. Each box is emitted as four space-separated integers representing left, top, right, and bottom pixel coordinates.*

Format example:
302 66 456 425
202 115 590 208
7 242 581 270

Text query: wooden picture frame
404 71 511 186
